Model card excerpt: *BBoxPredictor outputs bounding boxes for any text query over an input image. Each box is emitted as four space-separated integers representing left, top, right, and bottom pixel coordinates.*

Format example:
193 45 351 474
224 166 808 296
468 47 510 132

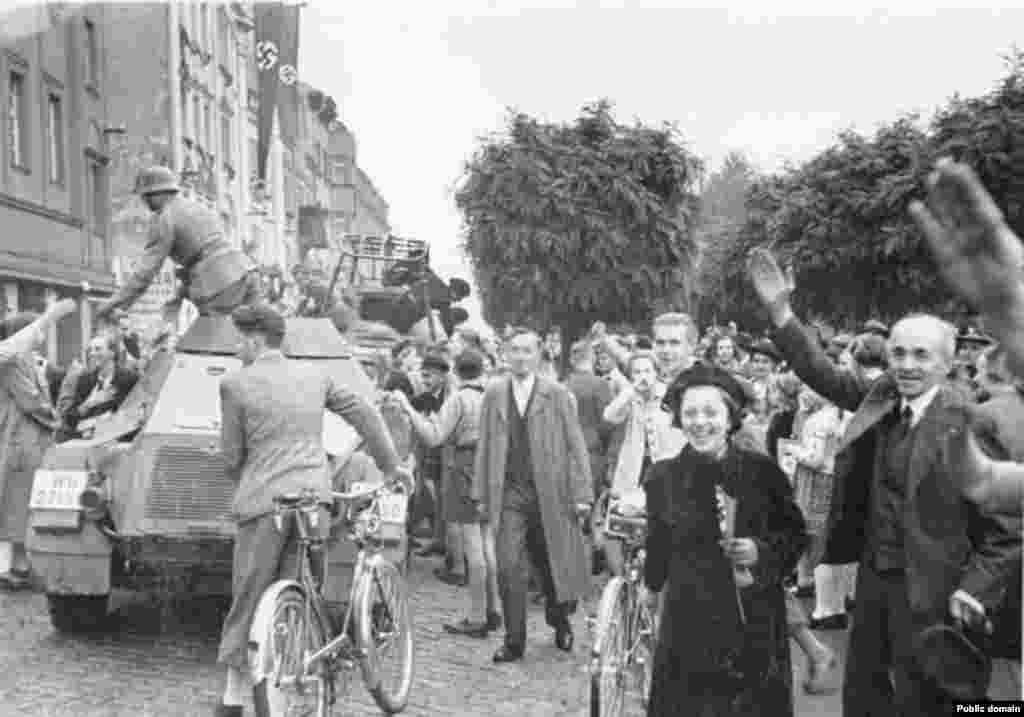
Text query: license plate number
378 493 407 524
30 470 88 511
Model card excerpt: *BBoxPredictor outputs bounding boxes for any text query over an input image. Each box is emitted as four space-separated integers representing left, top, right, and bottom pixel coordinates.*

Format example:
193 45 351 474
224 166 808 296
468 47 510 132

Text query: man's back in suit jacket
220 350 398 523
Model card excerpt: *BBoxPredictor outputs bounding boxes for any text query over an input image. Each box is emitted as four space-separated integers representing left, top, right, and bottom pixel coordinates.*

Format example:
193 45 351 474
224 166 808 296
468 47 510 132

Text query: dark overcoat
643 446 807 717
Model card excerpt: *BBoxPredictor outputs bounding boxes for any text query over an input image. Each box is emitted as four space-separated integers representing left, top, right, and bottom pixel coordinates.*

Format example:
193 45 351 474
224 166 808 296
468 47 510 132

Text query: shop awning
0 251 118 294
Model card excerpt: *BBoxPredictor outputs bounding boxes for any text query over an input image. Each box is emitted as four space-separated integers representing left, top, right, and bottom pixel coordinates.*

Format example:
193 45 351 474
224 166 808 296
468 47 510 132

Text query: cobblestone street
0 557 845 717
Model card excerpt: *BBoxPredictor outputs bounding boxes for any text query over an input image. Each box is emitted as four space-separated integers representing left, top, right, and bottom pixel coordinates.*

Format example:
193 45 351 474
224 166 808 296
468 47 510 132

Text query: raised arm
747 249 867 412
0 299 78 369
325 377 400 476
910 159 1024 379
96 217 174 320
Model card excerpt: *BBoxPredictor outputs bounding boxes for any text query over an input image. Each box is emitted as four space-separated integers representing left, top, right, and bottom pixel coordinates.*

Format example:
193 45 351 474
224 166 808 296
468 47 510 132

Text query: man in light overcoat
472 328 593 663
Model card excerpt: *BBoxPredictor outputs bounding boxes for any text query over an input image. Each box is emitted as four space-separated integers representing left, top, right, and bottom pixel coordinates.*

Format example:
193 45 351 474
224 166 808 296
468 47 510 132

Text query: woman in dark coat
643 364 808 717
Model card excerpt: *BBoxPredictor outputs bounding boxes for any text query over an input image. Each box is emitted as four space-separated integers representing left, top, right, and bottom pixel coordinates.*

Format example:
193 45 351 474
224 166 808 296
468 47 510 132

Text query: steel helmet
134 165 180 196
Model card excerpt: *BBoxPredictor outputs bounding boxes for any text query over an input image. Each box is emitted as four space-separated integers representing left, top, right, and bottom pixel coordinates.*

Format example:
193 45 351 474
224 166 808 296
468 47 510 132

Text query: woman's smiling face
679 385 731 455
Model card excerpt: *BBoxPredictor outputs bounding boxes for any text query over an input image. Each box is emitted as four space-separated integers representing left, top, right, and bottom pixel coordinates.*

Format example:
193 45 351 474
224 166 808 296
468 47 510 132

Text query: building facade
103 1 271 332
0 5 117 366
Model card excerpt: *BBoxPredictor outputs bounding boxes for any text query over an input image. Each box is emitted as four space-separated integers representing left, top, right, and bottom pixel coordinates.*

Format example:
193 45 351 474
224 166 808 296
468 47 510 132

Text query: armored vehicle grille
147 444 233 521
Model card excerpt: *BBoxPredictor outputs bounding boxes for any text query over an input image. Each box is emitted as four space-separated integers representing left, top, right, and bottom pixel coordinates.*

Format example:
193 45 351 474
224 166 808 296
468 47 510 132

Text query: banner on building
254 1 301 181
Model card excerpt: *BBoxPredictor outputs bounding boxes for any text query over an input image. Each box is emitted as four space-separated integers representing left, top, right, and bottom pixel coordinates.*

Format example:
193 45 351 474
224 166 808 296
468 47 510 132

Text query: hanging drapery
254 1 301 181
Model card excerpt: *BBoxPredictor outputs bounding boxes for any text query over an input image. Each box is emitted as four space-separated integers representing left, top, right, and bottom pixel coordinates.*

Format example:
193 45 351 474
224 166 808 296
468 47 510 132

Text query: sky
298 2 1024 329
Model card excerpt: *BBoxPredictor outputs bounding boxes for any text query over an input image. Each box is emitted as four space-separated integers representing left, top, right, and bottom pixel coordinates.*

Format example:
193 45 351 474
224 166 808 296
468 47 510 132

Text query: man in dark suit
748 248 1020 714
214 303 402 717
564 340 612 498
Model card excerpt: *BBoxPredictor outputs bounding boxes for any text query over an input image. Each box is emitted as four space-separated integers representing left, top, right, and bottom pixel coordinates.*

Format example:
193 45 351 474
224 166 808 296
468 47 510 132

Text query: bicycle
248 476 416 717
588 491 657 717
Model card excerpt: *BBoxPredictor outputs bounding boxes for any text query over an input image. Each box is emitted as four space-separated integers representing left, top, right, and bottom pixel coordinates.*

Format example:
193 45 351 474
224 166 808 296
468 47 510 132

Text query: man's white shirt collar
512 373 536 414
901 384 940 428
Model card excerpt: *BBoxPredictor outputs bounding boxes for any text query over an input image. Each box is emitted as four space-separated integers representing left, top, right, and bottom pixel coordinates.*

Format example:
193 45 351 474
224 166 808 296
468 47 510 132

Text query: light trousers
462 522 500 622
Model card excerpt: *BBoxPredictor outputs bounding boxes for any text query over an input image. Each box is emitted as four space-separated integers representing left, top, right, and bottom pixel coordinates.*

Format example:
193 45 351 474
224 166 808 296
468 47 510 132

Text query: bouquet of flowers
716 484 754 590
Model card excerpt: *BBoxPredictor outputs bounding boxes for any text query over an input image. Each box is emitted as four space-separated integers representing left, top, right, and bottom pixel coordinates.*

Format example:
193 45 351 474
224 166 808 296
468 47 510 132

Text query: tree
708 54 1024 331
456 100 703 354
695 152 758 325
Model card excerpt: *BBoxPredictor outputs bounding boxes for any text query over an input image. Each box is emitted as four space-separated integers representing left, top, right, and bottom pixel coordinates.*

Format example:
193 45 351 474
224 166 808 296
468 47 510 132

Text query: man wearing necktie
748 248 1021 714
472 328 593 663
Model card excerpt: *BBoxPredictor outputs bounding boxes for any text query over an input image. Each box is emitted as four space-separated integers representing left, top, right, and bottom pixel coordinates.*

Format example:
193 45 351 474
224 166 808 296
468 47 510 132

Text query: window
221 115 231 160
84 19 99 87
192 95 201 142
218 9 231 58
8 72 27 168
46 94 64 184
89 160 106 236
205 105 214 156
200 3 208 50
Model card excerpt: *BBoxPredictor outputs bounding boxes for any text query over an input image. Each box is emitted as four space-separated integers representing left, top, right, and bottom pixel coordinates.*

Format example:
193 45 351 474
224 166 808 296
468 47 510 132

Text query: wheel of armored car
26 315 392 635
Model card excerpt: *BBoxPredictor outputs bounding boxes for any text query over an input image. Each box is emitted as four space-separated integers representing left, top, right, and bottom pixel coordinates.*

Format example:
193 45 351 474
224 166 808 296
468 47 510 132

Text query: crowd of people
0 159 1022 717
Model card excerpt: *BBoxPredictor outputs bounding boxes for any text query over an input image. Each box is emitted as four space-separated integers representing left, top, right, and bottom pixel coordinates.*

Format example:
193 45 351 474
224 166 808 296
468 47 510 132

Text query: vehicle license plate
29 470 89 511
378 493 407 524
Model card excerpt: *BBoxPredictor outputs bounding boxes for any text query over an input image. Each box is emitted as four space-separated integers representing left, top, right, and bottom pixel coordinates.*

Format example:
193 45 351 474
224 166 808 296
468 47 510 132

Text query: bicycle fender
247 578 305 679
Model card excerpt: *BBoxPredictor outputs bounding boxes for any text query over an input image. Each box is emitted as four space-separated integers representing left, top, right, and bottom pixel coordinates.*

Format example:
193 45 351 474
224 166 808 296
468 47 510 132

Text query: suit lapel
494 377 510 424
906 389 956 497
839 378 898 452
528 377 551 420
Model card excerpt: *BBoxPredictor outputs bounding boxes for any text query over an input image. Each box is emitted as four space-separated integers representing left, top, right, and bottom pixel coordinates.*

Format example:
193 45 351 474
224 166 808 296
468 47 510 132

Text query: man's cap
134 166 180 196
231 303 285 338
748 338 781 363
957 327 994 347
421 351 450 373
913 623 992 701
831 333 854 350
862 319 890 338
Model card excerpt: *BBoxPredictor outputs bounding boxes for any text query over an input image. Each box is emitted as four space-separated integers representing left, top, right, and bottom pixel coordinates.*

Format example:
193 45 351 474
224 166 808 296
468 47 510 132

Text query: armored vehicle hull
26 316 410 633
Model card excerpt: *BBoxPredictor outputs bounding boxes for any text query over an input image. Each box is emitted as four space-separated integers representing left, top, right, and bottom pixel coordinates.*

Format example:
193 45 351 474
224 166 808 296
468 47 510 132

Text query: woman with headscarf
0 299 78 587
643 364 807 717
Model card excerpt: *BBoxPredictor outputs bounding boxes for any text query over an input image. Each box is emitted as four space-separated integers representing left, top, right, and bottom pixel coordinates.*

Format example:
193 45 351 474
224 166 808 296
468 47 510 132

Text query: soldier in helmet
95 166 259 323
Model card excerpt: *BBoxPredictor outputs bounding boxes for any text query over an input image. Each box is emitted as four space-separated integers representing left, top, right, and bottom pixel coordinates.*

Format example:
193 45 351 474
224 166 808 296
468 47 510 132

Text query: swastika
255 41 279 71
279 64 298 86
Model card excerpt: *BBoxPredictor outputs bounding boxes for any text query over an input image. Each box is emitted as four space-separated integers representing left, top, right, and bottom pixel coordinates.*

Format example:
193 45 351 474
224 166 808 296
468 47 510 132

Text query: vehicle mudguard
25 439 114 596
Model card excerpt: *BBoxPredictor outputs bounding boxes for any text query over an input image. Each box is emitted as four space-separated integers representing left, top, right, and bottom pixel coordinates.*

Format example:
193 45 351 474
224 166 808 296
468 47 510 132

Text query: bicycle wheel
590 576 629 717
635 600 656 708
251 585 332 717
355 557 414 713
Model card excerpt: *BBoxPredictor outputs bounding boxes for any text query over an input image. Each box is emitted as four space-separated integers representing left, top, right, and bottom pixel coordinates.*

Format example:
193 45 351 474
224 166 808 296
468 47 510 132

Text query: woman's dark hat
748 338 781 363
663 364 750 427
913 623 992 700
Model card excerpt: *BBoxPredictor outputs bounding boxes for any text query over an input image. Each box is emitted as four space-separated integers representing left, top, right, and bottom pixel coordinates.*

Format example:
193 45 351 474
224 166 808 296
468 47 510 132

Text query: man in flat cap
214 302 404 717
97 166 259 323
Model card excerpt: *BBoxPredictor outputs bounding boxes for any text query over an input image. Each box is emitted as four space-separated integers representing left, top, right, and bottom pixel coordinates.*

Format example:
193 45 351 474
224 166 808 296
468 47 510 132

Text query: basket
605 501 647 543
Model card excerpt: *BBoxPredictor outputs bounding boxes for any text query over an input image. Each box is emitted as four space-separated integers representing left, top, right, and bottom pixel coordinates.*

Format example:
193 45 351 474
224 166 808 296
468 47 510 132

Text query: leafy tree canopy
704 51 1024 331
456 100 703 339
